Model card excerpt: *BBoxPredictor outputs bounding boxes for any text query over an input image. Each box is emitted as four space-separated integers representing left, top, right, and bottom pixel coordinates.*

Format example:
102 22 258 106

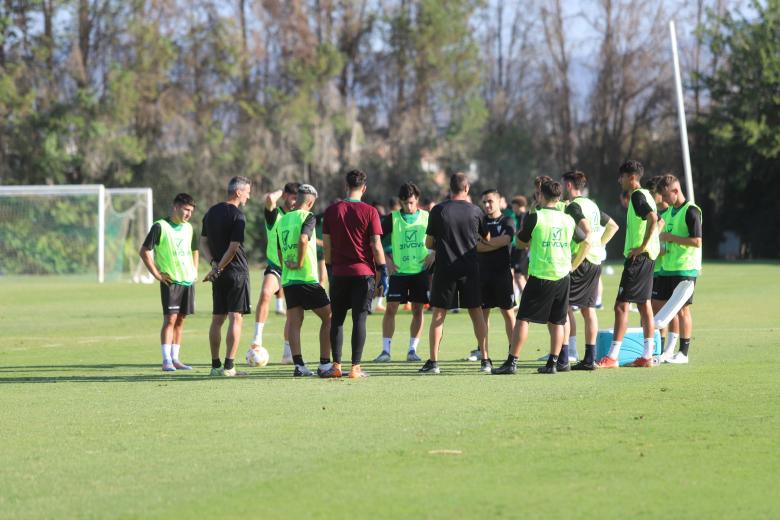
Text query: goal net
0 185 153 282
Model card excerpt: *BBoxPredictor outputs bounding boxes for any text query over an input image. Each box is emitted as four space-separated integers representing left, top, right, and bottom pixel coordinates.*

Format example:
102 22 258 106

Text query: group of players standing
140 159 702 377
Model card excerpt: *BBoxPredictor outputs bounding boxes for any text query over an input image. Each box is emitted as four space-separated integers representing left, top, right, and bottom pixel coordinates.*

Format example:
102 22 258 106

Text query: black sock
660 335 666 350
320 357 330 365
506 354 517 365
293 355 304 366
224 358 234 370
211 358 222 369
558 344 569 365
546 354 558 368
584 345 596 364
679 338 691 356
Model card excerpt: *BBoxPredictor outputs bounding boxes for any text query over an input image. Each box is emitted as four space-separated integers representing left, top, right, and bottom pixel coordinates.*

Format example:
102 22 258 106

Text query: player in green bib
656 174 702 364
597 160 661 368
371 182 434 363
492 179 590 375
561 171 620 370
139 193 198 372
249 182 299 364
276 184 332 377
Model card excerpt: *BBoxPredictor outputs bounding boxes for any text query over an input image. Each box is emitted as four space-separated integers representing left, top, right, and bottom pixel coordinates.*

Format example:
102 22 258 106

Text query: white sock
161 344 172 363
568 336 578 360
665 332 679 355
275 298 285 312
171 344 181 361
643 338 655 359
409 337 420 352
283 341 291 357
382 337 392 354
253 323 264 345
607 340 622 360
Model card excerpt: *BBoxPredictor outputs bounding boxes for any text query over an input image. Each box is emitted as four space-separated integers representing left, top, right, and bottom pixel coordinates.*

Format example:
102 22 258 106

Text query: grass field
1 262 778 519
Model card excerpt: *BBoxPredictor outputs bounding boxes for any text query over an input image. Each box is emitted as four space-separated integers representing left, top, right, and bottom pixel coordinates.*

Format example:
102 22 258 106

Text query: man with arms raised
276 184 332 377
420 172 491 374
492 179 589 375
561 171 619 370
201 176 252 377
596 160 661 368
321 169 389 379
139 193 199 371
372 182 433 363
249 182 299 364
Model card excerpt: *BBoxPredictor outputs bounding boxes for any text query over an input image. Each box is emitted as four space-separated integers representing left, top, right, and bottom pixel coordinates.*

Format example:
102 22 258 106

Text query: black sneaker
419 360 440 374
480 358 493 373
572 360 596 371
538 365 557 374
555 362 571 372
491 361 516 375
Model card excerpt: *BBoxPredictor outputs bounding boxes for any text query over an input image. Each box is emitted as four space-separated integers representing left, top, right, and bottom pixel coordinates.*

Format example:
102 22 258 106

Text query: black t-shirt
479 214 515 274
201 202 248 274
672 205 702 238
565 202 611 227
142 219 198 251
264 207 280 229
631 191 653 219
516 209 586 244
426 199 488 275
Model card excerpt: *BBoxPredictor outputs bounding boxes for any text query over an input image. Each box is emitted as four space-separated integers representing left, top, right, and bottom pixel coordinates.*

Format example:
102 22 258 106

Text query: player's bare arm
659 232 702 248
139 245 172 285
264 189 283 211
203 240 241 282
601 218 619 246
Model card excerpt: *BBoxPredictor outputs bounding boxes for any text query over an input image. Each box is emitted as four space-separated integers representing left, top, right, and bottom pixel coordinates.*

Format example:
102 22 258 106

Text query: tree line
1 0 778 258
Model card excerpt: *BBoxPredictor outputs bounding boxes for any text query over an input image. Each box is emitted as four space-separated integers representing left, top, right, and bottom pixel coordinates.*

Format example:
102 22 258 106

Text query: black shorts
569 260 601 308
212 270 251 314
652 276 696 305
430 267 481 309
481 270 515 310
511 248 529 275
387 272 429 304
516 275 570 325
284 283 330 310
330 275 375 314
616 254 655 303
263 262 282 294
160 283 195 315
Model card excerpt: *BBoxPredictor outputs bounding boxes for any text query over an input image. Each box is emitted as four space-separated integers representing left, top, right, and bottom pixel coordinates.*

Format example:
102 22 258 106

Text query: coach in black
200 176 252 377
419 172 491 374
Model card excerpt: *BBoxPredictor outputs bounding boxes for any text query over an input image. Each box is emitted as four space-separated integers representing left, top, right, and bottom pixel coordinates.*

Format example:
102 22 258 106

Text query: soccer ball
246 346 270 367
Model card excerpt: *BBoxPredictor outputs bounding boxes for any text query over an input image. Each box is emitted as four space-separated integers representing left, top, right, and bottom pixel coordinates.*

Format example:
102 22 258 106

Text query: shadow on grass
0 360 544 383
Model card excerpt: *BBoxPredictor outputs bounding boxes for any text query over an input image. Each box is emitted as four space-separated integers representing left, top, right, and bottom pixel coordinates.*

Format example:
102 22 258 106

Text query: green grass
1 262 778 519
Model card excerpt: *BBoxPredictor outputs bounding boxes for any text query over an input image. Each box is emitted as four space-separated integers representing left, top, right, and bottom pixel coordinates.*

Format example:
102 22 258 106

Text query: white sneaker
464 349 480 362
373 351 392 362
280 355 293 365
667 352 689 364
659 351 676 363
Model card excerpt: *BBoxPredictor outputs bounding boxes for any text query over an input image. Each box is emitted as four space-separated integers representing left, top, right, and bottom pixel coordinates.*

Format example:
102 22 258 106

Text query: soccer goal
0 185 153 282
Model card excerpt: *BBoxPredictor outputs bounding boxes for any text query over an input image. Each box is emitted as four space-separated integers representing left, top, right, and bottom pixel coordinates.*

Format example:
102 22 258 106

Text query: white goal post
0 184 153 282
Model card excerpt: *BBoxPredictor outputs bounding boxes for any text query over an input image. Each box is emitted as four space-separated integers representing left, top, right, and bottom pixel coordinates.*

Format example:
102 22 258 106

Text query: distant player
139 193 199 371
510 195 530 299
596 160 661 368
201 176 253 377
474 189 516 356
420 172 491 374
249 183 299 364
561 171 619 370
322 169 389 379
492 179 589 374
656 174 702 364
276 184 332 377
372 182 432 362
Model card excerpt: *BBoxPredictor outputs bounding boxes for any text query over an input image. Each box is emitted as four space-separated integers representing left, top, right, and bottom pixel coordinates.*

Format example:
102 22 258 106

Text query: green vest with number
662 202 702 275
277 210 318 287
529 208 575 281
265 207 286 268
391 210 429 275
655 206 672 273
571 197 606 265
624 188 660 260
154 219 196 285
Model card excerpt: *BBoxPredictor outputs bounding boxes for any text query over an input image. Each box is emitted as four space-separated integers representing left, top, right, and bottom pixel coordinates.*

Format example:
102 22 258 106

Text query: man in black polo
200 176 252 377
419 172 491 374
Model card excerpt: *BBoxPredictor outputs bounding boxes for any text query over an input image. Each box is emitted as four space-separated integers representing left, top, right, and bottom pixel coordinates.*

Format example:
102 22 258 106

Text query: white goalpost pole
669 20 695 204
97 184 106 283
